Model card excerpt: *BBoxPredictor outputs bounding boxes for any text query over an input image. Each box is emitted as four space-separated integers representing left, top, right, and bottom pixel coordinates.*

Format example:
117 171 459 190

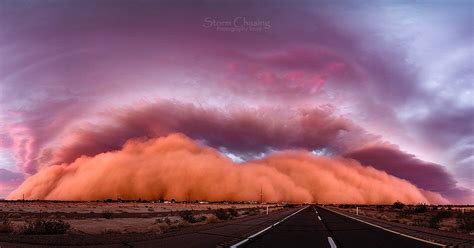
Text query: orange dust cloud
9 134 448 204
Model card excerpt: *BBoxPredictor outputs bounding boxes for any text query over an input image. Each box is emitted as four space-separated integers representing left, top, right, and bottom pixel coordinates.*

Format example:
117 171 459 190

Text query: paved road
241 206 441 248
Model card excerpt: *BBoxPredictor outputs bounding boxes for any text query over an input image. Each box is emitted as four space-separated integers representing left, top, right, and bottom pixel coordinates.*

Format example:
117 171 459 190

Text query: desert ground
333 202 474 234
0 200 285 234
0 201 472 247
0 200 290 246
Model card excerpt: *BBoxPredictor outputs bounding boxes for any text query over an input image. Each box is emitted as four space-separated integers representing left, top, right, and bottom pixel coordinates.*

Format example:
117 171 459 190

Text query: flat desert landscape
0 200 285 234
0 201 472 247
334 203 474 234
0 200 291 246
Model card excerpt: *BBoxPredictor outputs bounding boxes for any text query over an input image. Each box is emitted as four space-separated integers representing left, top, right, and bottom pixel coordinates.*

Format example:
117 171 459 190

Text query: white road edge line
230 205 309 248
317 216 322 221
321 206 446 247
328 237 337 248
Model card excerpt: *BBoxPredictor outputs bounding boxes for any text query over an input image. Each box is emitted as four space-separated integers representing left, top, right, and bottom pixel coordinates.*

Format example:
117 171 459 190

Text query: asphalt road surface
240 206 441 248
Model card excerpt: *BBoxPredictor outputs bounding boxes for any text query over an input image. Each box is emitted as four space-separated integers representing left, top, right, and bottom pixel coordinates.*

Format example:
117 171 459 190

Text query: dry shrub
380 214 390 221
430 210 452 228
102 210 113 219
215 209 231 220
157 217 172 225
170 219 190 229
8 213 21 219
205 214 219 224
392 201 405 209
413 204 428 213
228 208 239 217
0 216 13 233
400 218 413 225
457 212 474 231
178 211 198 223
248 209 258 216
23 218 70 235
147 222 170 233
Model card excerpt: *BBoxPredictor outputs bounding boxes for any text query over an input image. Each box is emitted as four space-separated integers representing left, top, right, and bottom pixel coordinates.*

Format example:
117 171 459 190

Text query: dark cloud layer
42 100 376 168
346 146 473 204
34 100 469 203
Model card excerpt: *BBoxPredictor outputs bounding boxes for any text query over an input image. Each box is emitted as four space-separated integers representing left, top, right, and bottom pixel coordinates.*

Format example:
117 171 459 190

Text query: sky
0 0 472 204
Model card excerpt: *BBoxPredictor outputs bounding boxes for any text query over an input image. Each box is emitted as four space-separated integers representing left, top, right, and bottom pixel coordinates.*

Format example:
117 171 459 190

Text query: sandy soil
0 201 284 236
335 204 474 234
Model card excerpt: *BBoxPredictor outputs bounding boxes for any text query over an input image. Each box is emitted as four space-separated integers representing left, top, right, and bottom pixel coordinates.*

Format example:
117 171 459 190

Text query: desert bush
102 210 113 219
398 209 411 218
392 201 405 209
215 208 231 220
205 214 219 224
156 222 170 232
169 219 190 229
8 213 21 219
23 218 70 235
179 210 198 223
400 218 412 225
248 208 258 215
380 214 390 221
228 208 239 217
413 204 428 213
195 215 207 222
148 222 170 233
0 215 13 233
457 212 474 231
429 210 452 228
156 217 173 225
413 217 425 226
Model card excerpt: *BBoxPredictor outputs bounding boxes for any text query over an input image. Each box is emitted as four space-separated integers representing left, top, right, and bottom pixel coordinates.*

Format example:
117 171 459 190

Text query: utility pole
260 185 263 203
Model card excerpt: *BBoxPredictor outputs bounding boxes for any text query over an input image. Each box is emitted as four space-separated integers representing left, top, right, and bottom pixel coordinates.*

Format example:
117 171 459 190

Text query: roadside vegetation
22 218 70 235
0 201 288 238
336 203 473 233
